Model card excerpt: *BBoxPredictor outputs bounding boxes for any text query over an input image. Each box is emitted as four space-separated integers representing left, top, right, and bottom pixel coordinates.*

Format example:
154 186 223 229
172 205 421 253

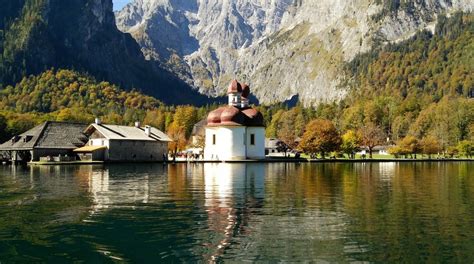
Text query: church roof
207 106 264 127
209 79 264 127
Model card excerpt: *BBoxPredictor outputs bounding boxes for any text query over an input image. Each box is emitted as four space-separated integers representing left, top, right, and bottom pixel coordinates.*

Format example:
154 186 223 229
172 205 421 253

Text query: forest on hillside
0 69 216 145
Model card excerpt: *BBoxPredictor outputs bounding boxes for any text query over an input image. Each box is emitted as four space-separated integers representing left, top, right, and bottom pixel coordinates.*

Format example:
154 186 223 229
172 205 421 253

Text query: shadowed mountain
0 0 215 105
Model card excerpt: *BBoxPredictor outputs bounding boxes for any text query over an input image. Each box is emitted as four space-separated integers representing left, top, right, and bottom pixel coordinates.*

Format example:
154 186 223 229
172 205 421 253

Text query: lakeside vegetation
0 13 472 158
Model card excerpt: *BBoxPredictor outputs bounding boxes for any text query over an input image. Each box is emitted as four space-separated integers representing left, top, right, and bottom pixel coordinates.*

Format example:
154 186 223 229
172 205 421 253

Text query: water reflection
201 163 265 261
0 162 473 262
87 165 165 212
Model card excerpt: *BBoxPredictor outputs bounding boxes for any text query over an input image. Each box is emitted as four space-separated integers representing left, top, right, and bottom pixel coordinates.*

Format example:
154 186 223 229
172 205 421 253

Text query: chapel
204 80 265 160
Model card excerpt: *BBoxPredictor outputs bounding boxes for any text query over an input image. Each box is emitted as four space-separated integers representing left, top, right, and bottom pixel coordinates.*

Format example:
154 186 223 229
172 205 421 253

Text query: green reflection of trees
340 162 474 262
262 162 474 262
0 165 93 261
264 163 348 215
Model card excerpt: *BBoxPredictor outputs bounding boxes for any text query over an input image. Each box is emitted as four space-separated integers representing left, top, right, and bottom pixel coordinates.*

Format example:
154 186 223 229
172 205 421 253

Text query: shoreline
15 158 474 166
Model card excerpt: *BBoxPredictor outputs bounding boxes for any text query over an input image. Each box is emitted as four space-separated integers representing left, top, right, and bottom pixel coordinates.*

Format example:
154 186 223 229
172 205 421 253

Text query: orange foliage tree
298 119 341 158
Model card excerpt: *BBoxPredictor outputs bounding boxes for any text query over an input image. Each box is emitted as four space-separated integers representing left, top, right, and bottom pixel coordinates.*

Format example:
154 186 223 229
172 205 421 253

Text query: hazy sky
113 0 131 11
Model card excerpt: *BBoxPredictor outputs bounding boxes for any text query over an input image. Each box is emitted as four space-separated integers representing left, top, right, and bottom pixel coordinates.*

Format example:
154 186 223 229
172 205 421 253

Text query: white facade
85 123 171 162
246 127 265 159
204 79 265 161
204 126 265 161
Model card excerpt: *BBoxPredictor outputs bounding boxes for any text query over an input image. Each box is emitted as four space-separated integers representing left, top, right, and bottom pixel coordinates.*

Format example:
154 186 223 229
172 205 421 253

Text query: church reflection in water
201 163 265 261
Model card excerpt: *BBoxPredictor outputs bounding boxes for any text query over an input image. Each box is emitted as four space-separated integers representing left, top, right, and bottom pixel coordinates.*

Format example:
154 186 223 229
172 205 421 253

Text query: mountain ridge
116 0 473 105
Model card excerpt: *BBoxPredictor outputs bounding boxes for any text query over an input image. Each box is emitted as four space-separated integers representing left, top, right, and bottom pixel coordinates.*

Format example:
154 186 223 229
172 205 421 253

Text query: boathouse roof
0 121 88 151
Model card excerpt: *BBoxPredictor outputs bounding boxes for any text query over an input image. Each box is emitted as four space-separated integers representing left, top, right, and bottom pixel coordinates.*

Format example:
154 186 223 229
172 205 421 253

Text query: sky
113 0 132 11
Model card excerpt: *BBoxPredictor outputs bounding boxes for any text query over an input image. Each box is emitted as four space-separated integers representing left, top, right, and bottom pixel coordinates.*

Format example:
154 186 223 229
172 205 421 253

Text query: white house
74 120 172 162
204 80 265 161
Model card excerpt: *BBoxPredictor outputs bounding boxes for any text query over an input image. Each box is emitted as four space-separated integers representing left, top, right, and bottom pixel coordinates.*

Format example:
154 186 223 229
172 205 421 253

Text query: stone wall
107 140 167 161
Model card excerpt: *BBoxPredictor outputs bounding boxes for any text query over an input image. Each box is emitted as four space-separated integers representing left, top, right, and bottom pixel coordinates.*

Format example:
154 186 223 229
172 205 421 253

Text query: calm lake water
0 162 473 262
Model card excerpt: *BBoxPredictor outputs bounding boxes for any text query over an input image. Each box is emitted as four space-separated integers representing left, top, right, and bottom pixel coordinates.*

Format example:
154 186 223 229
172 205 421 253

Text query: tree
143 109 166 131
277 113 298 154
341 130 361 159
341 105 364 131
0 114 8 142
391 113 413 141
446 146 459 158
469 124 474 141
359 122 386 158
167 122 186 161
191 135 205 150
275 140 290 154
420 135 441 159
398 135 421 159
388 145 405 158
457 140 474 158
6 113 40 136
172 106 198 138
56 107 94 123
266 109 284 138
298 119 341 158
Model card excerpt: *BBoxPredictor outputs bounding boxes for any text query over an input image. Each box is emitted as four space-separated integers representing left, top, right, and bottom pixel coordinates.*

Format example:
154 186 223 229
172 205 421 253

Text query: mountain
116 0 473 105
0 0 211 104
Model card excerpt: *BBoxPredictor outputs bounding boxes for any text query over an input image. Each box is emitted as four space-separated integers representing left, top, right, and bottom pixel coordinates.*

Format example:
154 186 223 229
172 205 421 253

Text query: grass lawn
300 153 395 159
299 153 473 160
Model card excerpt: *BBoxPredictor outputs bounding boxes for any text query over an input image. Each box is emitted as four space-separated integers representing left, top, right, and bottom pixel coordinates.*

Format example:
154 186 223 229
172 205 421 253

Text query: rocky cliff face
116 0 473 105
0 0 209 104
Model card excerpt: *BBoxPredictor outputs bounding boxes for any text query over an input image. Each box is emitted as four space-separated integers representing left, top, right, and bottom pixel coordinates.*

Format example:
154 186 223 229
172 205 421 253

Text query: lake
0 162 473 262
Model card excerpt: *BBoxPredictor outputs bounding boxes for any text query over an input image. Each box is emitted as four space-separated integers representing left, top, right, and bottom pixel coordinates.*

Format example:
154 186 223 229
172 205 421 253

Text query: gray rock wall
116 0 474 105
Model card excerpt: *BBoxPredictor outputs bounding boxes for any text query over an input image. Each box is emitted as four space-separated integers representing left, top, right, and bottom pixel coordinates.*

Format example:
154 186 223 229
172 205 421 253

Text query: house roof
73 145 107 152
0 121 88 151
86 124 172 142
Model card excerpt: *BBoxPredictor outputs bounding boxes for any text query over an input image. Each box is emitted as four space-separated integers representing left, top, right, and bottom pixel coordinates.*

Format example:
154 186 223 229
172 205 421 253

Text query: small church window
250 134 255 145
212 134 216 145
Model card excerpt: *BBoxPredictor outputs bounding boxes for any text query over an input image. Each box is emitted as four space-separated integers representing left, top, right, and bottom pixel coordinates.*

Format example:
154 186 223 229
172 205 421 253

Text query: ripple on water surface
0 162 473 262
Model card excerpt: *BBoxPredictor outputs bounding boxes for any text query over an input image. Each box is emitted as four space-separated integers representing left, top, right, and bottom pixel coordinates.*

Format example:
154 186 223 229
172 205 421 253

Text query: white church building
204 80 265 161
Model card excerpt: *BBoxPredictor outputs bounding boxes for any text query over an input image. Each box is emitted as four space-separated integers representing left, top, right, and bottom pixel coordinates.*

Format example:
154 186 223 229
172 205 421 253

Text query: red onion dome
227 79 242 94
241 83 250 98
242 108 264 126
207 107 226 125
220 106 246 126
